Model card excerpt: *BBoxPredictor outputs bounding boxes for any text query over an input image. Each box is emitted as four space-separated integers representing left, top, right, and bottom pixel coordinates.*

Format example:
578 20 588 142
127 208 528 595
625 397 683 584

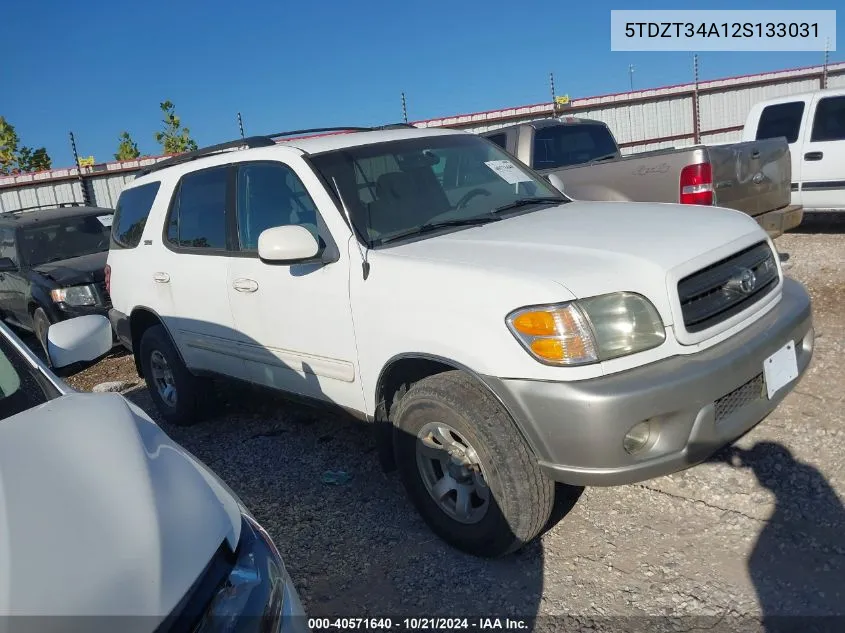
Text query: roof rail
1 202 83 215
137 123 419 176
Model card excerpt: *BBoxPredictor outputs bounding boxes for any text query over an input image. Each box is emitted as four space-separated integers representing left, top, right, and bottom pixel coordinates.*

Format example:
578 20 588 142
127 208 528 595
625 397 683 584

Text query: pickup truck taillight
679 163 714 206
104 264 111 295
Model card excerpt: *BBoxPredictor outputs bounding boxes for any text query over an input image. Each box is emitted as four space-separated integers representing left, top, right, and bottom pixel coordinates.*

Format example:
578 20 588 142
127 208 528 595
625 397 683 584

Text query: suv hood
385 200 766 321
32 251 108 286
0 393 242 618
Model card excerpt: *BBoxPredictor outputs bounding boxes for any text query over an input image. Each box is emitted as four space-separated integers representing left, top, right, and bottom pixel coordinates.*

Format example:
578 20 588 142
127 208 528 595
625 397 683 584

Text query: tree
0 117 51 174
115 131 141 160
17 147 51 172
0 116 19 175
154 100 198 154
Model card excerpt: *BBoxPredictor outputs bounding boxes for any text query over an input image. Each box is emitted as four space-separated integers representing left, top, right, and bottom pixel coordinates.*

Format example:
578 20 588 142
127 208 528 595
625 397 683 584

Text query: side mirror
258 225 321 263
0 257 17 272
545 174 567 195
47 315 113 371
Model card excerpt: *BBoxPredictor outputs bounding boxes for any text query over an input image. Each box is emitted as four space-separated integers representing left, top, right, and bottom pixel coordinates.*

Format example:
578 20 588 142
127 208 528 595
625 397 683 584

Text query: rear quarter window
111 181 162 249
755 102 805 144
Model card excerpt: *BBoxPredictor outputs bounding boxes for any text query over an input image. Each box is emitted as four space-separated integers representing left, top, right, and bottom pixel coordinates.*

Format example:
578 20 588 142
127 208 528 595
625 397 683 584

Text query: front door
800 94 845 210
0 228 28 326
225 160 363 410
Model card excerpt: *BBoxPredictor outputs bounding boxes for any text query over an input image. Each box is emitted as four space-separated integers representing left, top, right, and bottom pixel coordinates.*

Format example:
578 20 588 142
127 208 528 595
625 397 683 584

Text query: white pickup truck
106 125 814 558
743 87 845 211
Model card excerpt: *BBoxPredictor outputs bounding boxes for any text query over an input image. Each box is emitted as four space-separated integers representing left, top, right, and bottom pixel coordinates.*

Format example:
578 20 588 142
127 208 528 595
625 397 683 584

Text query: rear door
799 94 845 210
156 166 249 380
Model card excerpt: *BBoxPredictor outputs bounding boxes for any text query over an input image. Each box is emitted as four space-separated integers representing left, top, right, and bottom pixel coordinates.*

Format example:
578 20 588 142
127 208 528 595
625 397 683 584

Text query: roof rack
137 123 417 176
1 202 83 215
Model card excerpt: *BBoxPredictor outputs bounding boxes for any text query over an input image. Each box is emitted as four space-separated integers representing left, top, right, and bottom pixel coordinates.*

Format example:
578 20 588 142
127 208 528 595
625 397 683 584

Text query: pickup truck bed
482 118 803 238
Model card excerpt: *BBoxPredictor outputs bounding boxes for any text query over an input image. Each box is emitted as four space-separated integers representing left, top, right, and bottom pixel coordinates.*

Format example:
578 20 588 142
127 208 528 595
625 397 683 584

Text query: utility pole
628 64 635 92
550 72 558 115
822 38 830 89
69 131 92 206
692 54 701 145
401 92 408 124
237 112 245 138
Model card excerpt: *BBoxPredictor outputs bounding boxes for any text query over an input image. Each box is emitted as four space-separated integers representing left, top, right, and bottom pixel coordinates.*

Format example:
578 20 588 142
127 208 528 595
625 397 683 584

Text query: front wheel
139 325 204 426
393 371 555 558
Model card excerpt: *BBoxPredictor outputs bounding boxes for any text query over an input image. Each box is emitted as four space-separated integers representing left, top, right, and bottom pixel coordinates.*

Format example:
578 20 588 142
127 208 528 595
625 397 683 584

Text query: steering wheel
455 188 491 209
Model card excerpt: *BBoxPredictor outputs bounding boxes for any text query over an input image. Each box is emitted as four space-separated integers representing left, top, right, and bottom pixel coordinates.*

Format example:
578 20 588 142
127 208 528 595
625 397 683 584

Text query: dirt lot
64 212 844 629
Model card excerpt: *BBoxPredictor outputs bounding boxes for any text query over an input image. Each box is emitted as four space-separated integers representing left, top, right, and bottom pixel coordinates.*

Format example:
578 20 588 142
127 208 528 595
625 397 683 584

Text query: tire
139 324 204 426
392 371 555 558
32 307 52 358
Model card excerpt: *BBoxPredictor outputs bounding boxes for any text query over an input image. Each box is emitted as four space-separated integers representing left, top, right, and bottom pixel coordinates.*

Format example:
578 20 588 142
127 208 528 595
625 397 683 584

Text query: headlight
50 284 98 307
506 292 666 366
195 515 293 633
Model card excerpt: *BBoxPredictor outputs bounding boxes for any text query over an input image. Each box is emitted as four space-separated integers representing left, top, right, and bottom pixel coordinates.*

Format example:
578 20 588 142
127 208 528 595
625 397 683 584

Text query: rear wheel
393 371 555 558
139 325 204 426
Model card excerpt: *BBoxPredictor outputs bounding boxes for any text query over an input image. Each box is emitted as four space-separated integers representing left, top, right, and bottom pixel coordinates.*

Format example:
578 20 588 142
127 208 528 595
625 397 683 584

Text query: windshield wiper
492 197 565 215
377 216 502 245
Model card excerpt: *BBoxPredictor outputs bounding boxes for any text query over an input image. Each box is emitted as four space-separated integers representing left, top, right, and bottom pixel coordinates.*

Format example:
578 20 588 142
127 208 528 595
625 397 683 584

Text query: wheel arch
129 306 186 378
373 352 540 471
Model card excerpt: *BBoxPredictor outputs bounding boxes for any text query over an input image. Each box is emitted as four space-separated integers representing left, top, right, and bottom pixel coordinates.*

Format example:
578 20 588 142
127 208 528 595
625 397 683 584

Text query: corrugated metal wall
2 62 844 212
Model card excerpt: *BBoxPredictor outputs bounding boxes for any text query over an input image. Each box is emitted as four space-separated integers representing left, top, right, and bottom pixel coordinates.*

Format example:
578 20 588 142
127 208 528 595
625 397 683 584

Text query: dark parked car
0 203 114 352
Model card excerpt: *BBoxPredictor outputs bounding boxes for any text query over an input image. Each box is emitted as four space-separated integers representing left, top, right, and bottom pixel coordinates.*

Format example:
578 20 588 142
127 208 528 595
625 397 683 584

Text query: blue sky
3 0 842 168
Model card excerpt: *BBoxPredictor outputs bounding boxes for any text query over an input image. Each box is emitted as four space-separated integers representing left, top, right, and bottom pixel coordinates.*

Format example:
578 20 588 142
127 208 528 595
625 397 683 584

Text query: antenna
331 176 370 280
237 112 245 138
628 64 635 92
401 92 408 124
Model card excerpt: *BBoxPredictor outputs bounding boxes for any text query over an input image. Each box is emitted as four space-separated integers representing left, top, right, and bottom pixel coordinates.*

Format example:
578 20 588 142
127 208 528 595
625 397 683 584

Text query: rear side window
755 102 804 144
112 182 161 248
810 96 845 142
532 124 619 169
486 133 507 149
165 167 228 251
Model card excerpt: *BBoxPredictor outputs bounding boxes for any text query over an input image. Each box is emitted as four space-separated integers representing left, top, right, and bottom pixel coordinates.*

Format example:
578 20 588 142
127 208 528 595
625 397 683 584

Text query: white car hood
0 392 242 619
386 200 766 321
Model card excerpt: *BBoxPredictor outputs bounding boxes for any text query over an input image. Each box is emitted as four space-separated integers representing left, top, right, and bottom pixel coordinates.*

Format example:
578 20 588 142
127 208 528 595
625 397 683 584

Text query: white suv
106 125 814 558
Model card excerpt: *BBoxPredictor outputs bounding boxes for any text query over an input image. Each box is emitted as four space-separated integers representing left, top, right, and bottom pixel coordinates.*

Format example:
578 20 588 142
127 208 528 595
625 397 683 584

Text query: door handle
153 272 170 283
804 151 824 161
232 278 259 293
750 150 760 159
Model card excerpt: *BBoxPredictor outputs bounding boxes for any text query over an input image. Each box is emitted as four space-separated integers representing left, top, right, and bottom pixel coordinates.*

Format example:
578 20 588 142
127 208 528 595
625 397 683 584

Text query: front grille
96 281 112 307
678 242 779 333
714 373 764 423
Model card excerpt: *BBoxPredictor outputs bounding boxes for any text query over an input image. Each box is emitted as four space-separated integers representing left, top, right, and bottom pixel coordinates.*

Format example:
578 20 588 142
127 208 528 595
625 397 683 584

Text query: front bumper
484 277 814 487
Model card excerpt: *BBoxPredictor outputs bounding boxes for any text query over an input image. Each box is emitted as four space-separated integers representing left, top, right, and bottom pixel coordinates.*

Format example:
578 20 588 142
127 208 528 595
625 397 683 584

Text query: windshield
0 331 50 421
20 213 113 267
309 134 565 247
531 124 620 170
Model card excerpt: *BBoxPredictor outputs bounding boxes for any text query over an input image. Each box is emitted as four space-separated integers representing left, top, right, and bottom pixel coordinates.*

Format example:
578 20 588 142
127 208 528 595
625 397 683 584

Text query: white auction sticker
97 215 114 227
484 160 532 184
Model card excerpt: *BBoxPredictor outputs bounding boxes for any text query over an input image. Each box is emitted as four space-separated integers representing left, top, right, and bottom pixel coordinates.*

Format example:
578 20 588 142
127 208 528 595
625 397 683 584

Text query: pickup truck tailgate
708 139 791 218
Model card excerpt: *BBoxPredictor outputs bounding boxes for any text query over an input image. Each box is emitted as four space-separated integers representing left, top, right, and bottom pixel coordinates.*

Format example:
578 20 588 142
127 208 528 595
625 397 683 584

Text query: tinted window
112 182 161 248
166 167 228 250
236 163 320 251
0 228 17 265
532 124 619 169
756 102 804 144
0 333 49 420
20 214 113 267
486 133 507 149
810 96 845 142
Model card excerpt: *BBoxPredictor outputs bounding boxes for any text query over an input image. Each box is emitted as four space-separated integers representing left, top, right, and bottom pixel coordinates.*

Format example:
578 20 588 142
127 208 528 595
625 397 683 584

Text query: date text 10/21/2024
307 618 529 630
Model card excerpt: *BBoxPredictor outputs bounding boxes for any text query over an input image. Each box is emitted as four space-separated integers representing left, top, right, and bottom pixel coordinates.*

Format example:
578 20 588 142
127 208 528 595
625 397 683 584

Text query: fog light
623 420 652 454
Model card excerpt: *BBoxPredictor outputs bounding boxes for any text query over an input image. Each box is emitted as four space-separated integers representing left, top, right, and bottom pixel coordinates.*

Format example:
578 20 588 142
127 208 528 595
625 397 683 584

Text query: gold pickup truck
480 117 804 238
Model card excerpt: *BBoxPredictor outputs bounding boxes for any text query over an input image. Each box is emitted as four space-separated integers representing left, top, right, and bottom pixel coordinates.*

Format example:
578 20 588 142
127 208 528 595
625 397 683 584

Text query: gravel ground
62 212 845 629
